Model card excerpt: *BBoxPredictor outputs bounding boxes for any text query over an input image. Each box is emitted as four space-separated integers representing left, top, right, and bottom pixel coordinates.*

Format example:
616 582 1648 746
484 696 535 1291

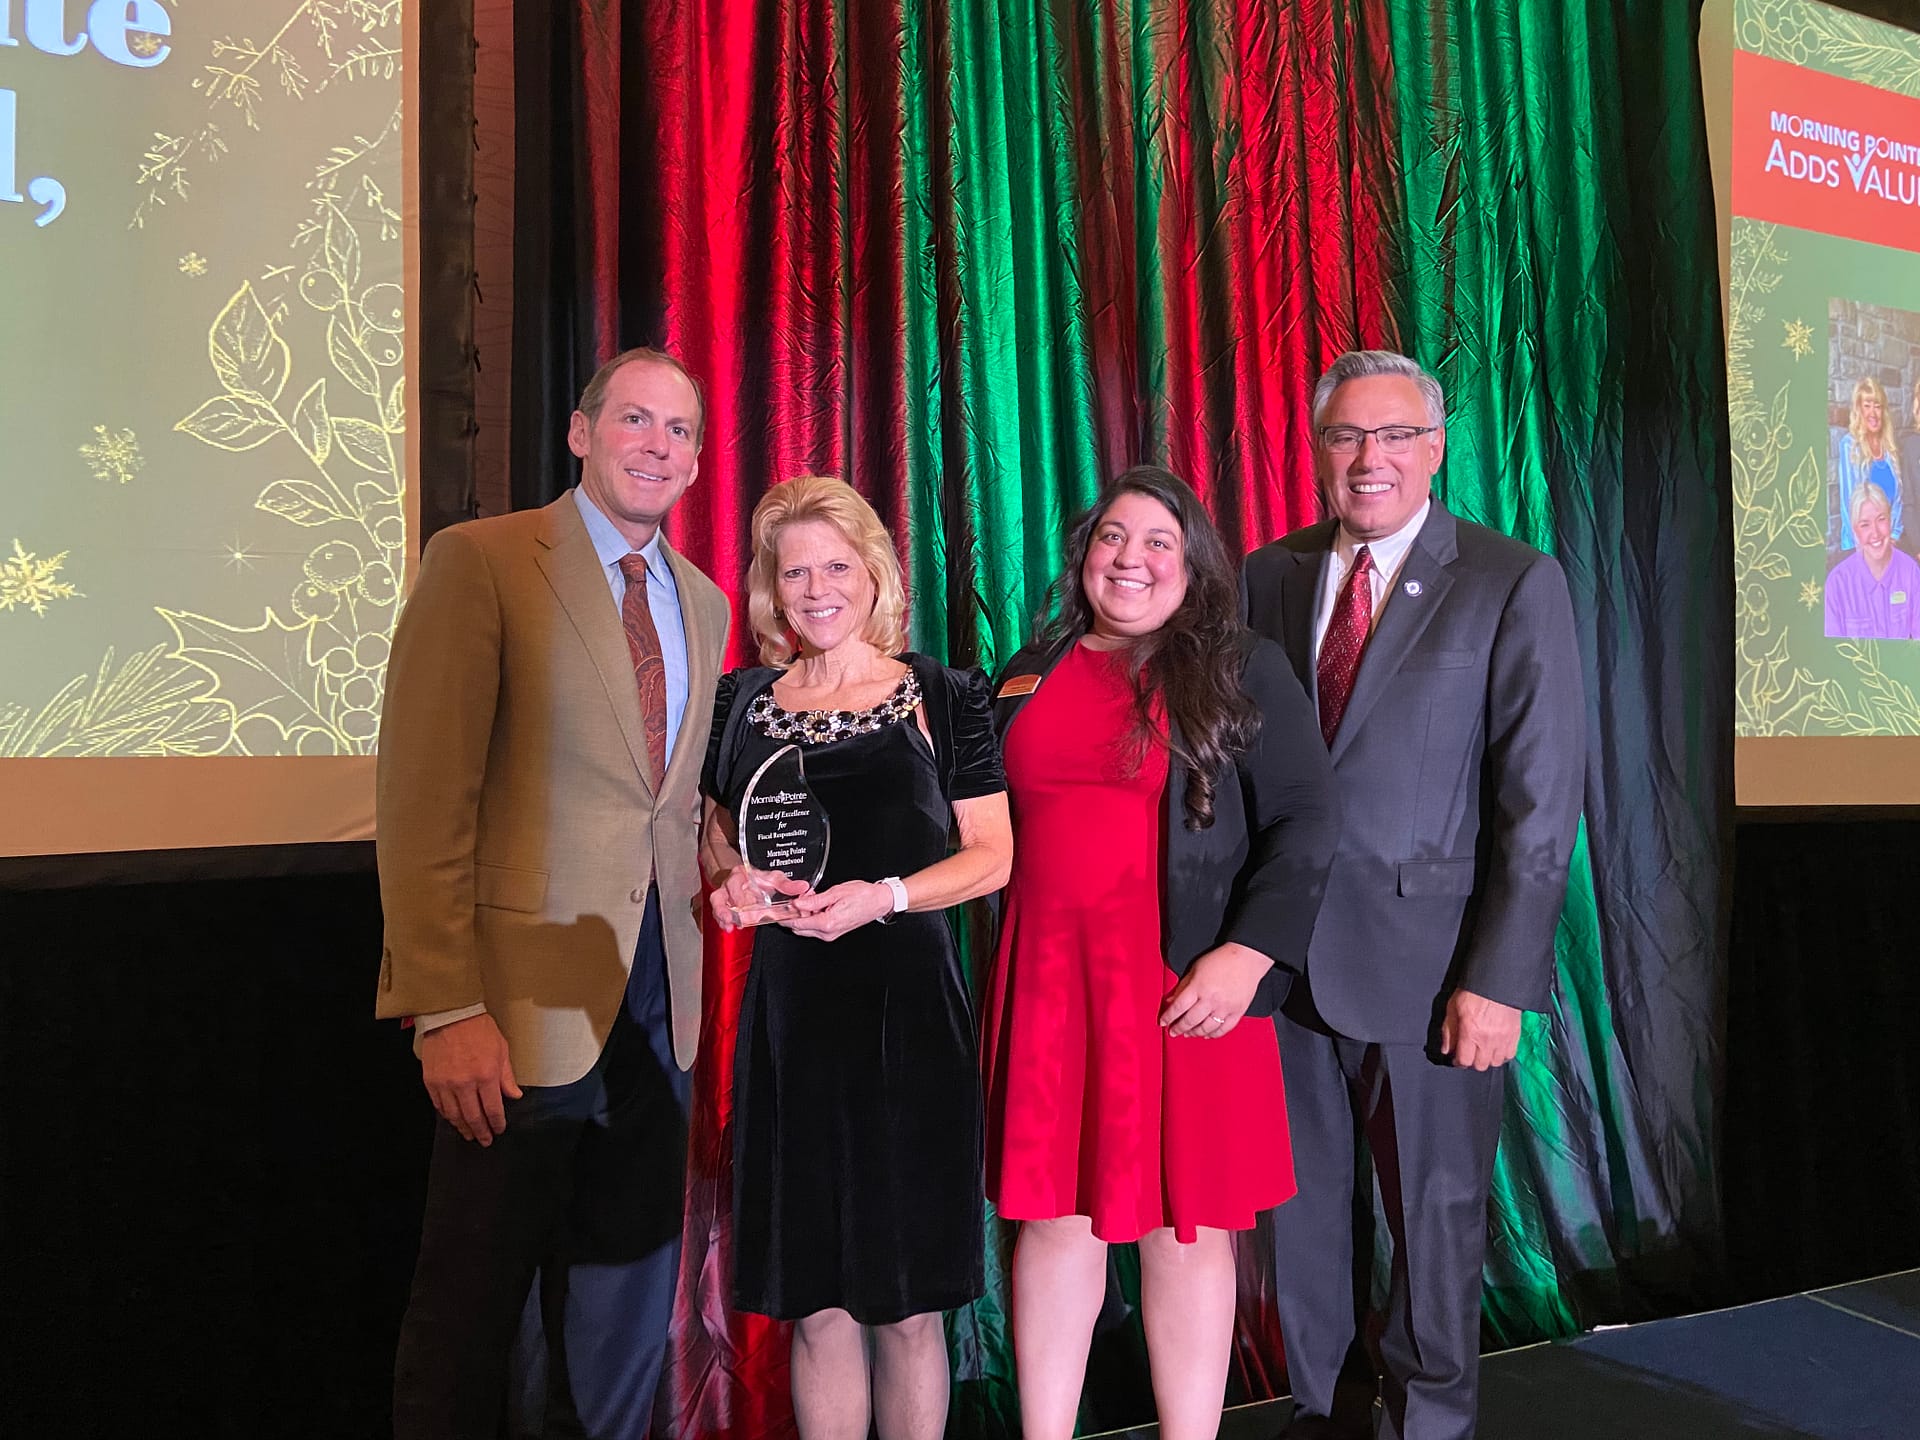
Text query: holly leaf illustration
257 478 349 526
176 393 281 451
209 281 291 403
384 375 406 431
158 606 333 746
291 378 333 464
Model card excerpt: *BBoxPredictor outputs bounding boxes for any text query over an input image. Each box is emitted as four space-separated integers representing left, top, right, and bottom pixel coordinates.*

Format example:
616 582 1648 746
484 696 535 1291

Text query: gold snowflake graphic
1800 578 1821 611
1783 318 1814 360
0 541 83 617
179 251 209 276
128 31 164 59
79 425 146 484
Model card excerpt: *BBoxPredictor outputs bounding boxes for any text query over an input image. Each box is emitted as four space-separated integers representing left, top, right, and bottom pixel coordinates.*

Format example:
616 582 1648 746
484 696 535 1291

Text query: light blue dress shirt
572 485 690 764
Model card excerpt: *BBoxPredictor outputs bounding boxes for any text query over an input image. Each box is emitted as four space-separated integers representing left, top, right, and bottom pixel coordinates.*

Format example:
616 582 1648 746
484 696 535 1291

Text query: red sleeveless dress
982 642 1295 1243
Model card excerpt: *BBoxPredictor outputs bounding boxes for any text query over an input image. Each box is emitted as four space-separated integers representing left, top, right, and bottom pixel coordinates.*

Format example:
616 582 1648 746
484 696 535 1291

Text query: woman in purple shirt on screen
1825 481 1920 640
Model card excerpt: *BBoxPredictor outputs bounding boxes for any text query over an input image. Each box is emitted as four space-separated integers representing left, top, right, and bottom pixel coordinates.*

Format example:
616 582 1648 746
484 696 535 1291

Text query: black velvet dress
702 654 1005 1324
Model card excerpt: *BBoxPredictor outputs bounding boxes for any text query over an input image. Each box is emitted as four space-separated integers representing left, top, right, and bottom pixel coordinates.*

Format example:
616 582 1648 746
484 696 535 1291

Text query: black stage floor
1093 1270 1920 1440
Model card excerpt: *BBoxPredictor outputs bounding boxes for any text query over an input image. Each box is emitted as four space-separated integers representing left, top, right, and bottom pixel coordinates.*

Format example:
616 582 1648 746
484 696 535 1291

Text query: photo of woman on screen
1835 376 1904 553
1825 481 1920 639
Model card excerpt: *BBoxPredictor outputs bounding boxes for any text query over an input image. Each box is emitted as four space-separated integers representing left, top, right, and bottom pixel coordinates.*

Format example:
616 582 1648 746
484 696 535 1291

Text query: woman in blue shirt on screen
1836 376 1903 551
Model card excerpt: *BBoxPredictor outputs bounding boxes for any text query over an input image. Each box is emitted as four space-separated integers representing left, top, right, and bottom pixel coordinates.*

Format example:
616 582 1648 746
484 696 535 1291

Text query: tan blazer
374 494 730 1086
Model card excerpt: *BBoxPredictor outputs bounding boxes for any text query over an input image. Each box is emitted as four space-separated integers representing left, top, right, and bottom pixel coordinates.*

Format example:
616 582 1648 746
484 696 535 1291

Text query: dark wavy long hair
1039 466 1260 829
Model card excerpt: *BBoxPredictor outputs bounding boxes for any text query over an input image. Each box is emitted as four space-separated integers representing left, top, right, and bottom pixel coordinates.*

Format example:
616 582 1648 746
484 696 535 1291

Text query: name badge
1895 592 1909 606
997 673 1042 699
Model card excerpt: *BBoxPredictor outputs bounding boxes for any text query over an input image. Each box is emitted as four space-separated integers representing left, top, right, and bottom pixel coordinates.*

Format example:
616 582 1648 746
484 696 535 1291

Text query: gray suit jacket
1241 501 1585 1046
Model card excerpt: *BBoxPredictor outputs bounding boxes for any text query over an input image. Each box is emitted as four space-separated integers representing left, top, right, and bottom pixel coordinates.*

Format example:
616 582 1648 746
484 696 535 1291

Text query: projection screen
0 0 417 855
1707 0 1920 805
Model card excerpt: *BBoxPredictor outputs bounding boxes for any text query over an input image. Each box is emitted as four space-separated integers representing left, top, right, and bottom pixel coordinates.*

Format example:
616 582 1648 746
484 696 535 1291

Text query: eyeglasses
1317 424 1439 456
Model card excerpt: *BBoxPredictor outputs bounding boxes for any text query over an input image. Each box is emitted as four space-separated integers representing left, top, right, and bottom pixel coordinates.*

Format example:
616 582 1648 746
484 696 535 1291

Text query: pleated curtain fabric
506 2 1731 1435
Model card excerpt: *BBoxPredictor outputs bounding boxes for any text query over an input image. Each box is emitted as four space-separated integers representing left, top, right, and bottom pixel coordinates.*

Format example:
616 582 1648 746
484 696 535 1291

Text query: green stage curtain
508 2 1730 1434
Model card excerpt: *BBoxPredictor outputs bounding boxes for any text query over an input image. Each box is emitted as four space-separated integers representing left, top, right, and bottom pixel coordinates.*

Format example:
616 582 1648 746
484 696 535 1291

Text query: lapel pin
1403 579 1424 597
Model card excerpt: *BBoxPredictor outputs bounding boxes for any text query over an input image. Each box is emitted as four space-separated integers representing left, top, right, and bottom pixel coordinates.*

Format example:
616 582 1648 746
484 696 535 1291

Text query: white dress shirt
1310 500 1433 679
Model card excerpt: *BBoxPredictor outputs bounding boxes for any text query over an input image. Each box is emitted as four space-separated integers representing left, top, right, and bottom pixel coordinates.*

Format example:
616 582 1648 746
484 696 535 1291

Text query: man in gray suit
1242 351 1585 1440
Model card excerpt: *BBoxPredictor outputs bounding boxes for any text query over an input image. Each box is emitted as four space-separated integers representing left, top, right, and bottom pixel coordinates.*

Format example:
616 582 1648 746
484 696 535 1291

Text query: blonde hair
1851 480 1892 529
746 476 909 666
1849 377 1901 493
1911 377 1920 432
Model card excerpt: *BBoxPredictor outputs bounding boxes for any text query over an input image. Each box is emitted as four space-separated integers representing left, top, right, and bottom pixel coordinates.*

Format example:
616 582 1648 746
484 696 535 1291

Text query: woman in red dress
982 466 1340 1440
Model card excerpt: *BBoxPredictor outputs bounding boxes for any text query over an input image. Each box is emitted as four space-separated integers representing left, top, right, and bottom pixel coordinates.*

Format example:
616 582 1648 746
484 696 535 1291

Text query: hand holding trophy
727 743 832 927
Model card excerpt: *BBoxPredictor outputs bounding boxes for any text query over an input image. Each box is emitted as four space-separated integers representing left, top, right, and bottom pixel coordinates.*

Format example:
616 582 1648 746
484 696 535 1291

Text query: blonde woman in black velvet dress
701 475 1011 1440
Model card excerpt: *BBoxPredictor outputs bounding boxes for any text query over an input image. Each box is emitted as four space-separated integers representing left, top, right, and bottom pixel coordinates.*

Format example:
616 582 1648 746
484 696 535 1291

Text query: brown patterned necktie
1315 545 1374 748
617 552 669 784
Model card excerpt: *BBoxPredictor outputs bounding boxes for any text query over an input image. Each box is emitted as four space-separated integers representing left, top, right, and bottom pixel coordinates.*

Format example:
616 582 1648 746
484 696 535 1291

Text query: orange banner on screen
1732 48 1920 254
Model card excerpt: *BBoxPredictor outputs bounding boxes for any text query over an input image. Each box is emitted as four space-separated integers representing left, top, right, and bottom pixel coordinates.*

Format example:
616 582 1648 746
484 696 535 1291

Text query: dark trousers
393 890 692 1440
1270 995 1505 1440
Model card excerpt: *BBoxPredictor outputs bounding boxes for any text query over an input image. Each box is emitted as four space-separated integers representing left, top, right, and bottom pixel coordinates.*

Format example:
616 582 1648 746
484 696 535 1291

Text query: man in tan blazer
377 347 730 1439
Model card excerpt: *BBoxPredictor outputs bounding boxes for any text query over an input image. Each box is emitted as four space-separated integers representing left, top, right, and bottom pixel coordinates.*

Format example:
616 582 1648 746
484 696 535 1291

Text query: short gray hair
1311 350 1446 429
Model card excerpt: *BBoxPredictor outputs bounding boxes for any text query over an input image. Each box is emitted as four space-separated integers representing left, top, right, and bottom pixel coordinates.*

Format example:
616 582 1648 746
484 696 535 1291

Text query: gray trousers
1270 995 1506 1440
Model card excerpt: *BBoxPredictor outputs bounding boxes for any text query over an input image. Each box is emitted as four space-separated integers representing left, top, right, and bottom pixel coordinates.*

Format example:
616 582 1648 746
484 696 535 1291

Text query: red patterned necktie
1315 545 1374 748
617 552 669 784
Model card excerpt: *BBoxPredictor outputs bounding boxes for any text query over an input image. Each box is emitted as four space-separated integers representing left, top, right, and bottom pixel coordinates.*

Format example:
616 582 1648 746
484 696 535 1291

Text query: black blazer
1242 500 1586 1044
990 633 1340 1018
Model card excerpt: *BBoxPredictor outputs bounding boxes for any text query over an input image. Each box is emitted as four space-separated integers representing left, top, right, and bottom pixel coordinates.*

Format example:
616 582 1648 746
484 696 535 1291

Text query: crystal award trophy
732 743 832 926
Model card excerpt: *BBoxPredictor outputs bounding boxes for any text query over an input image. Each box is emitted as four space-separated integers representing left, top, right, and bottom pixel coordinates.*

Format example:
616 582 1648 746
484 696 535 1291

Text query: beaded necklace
748 669 922 745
